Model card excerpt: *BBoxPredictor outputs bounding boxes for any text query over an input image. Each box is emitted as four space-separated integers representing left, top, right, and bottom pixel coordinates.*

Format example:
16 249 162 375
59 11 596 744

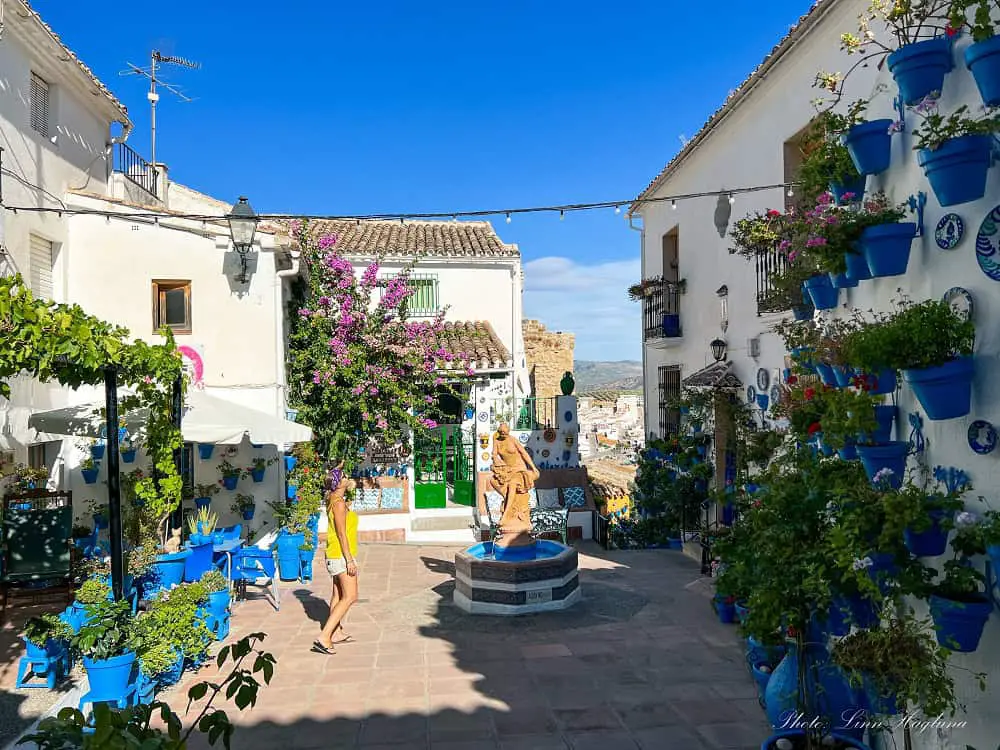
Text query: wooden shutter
29 73 49 137
29 235 54 299
657 365 681 437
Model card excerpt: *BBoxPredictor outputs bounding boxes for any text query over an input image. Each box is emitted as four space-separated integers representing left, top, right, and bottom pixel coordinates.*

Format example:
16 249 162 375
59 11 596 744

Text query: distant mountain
574 360 643 393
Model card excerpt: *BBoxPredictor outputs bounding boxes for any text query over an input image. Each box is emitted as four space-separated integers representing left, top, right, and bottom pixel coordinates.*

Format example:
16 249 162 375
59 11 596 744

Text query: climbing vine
0 275 184 547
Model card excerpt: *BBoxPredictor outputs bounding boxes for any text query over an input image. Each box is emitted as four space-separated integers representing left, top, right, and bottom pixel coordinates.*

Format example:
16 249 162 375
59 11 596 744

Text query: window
152 280 192 334
29 234 54 298
658 365 681 438
28 441 59 471
29 73 50 137
381 273 439 316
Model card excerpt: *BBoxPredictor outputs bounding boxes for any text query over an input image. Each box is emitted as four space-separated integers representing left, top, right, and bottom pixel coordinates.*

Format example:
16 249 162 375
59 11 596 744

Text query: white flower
955 511 979 528
872 467 895 485
852 556 874 571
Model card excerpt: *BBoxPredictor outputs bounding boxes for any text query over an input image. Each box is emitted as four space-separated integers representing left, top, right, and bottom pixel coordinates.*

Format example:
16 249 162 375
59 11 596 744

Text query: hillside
574 360 643 393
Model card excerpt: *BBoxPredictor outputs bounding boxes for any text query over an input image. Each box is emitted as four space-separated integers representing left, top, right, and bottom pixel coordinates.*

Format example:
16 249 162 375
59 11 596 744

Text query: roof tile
434 321 511 372
306 219 519 259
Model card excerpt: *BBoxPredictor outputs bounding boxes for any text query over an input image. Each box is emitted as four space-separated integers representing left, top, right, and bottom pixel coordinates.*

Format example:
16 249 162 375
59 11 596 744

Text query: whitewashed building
630 0 999 746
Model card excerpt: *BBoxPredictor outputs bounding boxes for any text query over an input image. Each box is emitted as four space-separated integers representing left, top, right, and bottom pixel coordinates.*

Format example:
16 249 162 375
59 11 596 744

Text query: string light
505 212 511 224
559 210 565 221
787 187 795 197
671 200 677 210
728 193 735 205
614 205 621 215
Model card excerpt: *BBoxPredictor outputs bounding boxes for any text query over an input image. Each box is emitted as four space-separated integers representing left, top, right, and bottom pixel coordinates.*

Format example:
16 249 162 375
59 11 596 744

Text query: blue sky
36 0 812 360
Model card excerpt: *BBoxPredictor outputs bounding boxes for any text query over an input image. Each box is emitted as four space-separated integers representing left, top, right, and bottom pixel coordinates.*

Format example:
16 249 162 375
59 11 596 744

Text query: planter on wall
221 475 238 491
803 275 838 309
917 135 992 207
844 249 872 283
829 271 858 289
791 303 814 321
859 222 917 277
902 355 974 420
843 120 894 175
904 508 952 557
832 365 855 388
887 36 953 105
198 444 214 460
857 441 908 488
829 175 866 204
82 468 99 484
929 594 992 652
814 362 838 387
860 368 897 395
90 444 105 461
965 35 1000 106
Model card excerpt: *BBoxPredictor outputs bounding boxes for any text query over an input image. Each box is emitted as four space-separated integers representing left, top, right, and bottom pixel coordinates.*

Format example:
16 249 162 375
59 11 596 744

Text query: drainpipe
627 214 646 438
275 247 300 420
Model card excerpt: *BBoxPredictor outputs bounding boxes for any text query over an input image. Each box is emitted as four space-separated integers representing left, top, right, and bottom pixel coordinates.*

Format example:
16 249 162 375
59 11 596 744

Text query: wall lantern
713 192 732 238
710 338 727 362
228 196 259 284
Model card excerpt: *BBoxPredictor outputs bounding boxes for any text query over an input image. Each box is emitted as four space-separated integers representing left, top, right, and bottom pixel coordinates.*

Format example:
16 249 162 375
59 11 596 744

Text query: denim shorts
326 558 348 577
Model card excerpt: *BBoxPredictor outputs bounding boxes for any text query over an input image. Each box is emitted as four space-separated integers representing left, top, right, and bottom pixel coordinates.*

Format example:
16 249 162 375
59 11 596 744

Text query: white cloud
523 255 641 361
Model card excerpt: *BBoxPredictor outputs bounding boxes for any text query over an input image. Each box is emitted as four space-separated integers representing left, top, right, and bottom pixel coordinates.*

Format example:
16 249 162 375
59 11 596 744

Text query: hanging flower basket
814 362 838 388
90 444 105 461
828 271 857 289
802 275 838 310
829 175 866 204
82 468 99 485
221 475 238 491
284 455 297 472
198 444 214 460
844 249 871 283
887 36 953 105
904 508 952 557
832 365 855 389
843 119 894 175
965 34 1000 106
251 468 266 483
928 594 992 652
859 222 916 278
917 135 992 207
902 356 974 420
120 450 137 464
242 507 255 520
859 368 896 395
857 442 908 488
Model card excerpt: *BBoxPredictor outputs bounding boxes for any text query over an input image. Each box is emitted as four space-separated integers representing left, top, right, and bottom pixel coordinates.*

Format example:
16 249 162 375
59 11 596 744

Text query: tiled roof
630 0 832 211
434 321 512 372
586 461 635 500
17 1 130 122
304 219 519 259
682 361 743 390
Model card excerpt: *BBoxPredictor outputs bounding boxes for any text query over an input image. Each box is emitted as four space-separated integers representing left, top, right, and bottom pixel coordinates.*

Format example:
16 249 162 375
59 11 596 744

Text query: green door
413 426 475 509
450 428 475 507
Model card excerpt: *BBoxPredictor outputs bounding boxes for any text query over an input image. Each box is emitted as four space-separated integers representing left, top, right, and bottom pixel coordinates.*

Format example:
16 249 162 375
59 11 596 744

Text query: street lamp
228 196 259 284
710 338 727 362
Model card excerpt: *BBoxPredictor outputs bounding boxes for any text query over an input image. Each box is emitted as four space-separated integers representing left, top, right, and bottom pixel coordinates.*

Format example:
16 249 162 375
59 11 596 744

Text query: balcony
755 246 792 316
113 143 159 199
513 396 557 431
642 282 682 344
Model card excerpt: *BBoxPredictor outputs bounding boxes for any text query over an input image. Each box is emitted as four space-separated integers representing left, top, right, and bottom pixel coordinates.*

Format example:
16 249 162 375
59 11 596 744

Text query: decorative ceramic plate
975 205 1000 280
541 449 551 458
564 411 573 423
942 287 974 322
478 412 488 422
935 213 964 250
543 428 557 443
481 452 490 461
769 384 781 406
746 385 756 403
756 368 770 391
464 407 474 420
968 420 998 454
518 432 530 444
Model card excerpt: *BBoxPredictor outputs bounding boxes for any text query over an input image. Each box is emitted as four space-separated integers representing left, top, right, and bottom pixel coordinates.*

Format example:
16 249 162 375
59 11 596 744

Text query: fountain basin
454 541 580 615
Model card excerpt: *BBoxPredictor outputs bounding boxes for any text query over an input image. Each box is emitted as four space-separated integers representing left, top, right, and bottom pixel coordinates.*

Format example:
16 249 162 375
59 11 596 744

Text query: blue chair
183 541 214 582
218 525 242 542
231 546 280 611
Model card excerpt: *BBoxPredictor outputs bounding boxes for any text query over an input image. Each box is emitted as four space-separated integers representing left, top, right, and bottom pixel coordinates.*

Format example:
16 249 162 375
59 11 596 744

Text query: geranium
807 422 822 435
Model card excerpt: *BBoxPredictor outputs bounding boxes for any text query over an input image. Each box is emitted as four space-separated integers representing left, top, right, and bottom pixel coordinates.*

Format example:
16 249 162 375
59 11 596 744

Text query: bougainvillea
286 223 468 467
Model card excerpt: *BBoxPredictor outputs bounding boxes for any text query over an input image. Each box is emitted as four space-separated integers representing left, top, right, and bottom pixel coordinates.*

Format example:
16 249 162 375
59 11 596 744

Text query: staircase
407 507 479 544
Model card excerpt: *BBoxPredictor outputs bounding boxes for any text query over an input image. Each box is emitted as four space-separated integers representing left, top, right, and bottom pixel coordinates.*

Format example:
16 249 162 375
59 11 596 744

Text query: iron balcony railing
113 143 159 198
513 396 558 431
755 246 791 315
642 282 681 340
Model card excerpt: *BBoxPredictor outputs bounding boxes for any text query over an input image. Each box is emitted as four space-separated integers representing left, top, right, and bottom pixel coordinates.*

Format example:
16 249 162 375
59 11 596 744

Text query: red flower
786 625 798 638
945 24 959 37
767 209 781 217
807 422 821 435
786 375 798 385
752 499 762 509
804 387 816 401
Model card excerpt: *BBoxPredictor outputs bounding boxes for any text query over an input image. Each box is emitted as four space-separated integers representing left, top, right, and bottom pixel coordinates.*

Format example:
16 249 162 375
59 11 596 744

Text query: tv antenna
120 50 200 167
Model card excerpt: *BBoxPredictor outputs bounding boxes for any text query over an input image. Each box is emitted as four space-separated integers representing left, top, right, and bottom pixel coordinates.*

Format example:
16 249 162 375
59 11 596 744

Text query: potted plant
217 459 241 491
193 483 219 511
197 443 214 460
231 493 255 520
81 438 106 462
134 582 211 696
80 456 100 485
911 93 1000 206
244 456 276 483
796 110 867 204
883 471 966 558
22 613 72 668
951 0 1000 105
119 437 137 464
817 387 880 459
926 525 993 652
838 97 896 176
200 569 230 621
87 498 109 530
71 598 139 705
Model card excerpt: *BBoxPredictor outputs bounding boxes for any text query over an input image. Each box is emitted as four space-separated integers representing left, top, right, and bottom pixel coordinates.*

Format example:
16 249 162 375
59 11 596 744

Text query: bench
482 489 587 545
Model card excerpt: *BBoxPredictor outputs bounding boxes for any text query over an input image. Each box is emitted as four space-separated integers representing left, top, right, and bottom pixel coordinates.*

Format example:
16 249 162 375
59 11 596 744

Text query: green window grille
379 273 439 316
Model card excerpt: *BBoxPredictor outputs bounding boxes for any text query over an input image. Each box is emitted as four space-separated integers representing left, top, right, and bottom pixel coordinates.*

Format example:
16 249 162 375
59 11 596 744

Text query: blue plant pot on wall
904 509 952 557
829 175 866 204
121 450 136 464
194 497 211 511
803 275 838 310
832 365 855 388
860 222 917 277
222 475 238 491
887 36 953 105
90 444 105 461
837 438 858 461
929 594 992 652
284 455 297 472
791 304 814 322
857 442 908 488
814 363 838 388
251 468 265 483
966 35 1000 106
829 271 858 289
82 468 99 484
902 356 974 420
287 484 298 501
860 368 897 395
198 444 214 460
843 119 894 175
844 248 872 283
872 405 897 444
242 507 255 520
918 135 993 207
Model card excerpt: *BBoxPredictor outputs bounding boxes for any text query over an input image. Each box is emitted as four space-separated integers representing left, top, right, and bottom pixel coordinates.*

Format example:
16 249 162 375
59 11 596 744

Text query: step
410 512 476 532
405 527 480 545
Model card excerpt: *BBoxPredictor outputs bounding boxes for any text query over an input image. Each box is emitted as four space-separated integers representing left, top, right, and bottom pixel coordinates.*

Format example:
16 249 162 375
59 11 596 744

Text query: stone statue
163 527 182 554
490 422 540 548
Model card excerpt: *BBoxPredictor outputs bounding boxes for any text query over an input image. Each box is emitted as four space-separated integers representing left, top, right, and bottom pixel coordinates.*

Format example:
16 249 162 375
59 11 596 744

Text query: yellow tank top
326 506 358 559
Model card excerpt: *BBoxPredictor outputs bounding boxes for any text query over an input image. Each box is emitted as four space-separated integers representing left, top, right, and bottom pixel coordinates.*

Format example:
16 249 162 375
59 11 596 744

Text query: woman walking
313 464 359 655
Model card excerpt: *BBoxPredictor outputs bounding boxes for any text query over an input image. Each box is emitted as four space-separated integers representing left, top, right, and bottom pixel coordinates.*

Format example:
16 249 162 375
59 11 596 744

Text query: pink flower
805 237 827 247
787 250 799 262
887 121 903 134
318 233 339 250
841 191 856 201
377 418 388 430
778 240 792 251
816 192 832 206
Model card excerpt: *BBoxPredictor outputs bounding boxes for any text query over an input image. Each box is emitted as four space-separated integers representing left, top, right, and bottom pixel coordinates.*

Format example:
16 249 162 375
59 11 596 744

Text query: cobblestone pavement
165 542 769 750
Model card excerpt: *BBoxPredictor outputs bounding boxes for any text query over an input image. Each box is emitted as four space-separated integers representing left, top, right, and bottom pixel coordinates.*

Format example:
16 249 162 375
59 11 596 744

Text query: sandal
311 641 336 655
332 634 354 644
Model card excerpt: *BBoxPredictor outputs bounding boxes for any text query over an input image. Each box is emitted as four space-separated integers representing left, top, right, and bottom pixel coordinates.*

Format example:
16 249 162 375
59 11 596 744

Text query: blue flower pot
764 643 863 737
662 313 681 337
735 600 750 625
843 592 880 629
90 444 105 461
844 249 871 282
721 503 735 527
198 444 214 460
832 365 855 388
829 175 866 204
713 595 736 624
888 35 954 104
212 532 224 546
299 547 314 581
82 468 99 484
147 549 192 594
803 275 838 310
82 652 137 703
861 675 900 716
814 362 838 387
222 475 238 491
904 509 951 557
284 455 297 472
859 368 896 395
749 658 772 700
829 271 857 289
94 514 109 530
843 119 894 175
275 532 305 581
872 404 896 444
761 730 872 750
821 600 852 637
966 34 1000 106
929 594 992 652
902 356 974 421
667 537 682 550
251 468 265 483
815 435 835 457
242 507 255 520
121 450 136 464
857 442 908 488
837 438 858 461
867 553 900 596
860 222 916 278
756 394 769 411
918 135 992 207
183 541 214 583
207 589 230 619
287 484 298 500
194 497 211 510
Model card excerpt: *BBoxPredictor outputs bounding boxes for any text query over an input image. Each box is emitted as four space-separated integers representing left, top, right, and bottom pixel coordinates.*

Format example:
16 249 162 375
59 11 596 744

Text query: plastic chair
231 546 280 611
218 525 242 542
183 541 214 582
